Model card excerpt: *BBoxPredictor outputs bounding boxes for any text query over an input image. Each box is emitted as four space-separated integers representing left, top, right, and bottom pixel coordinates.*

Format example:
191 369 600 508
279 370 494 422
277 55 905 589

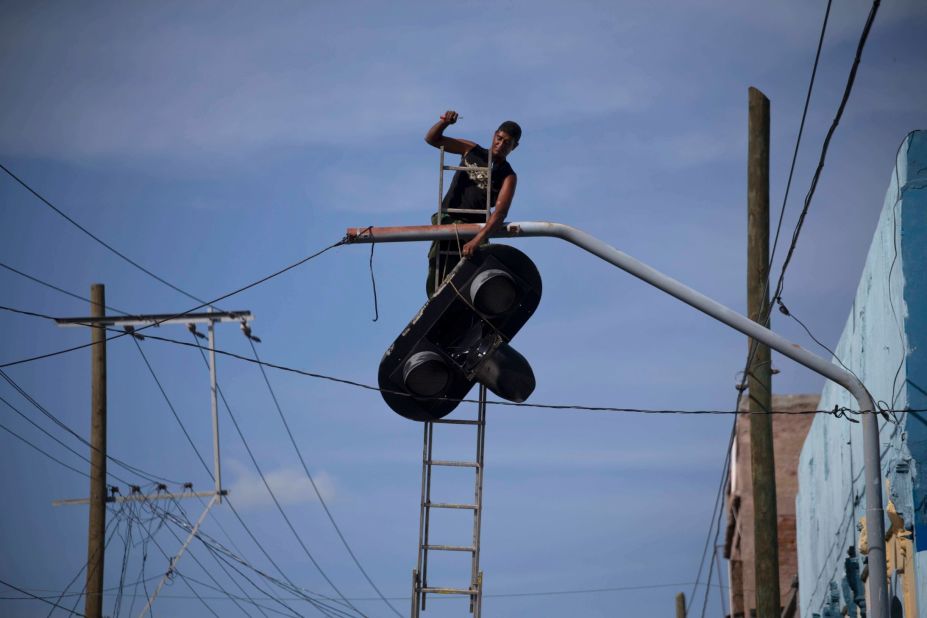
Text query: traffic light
378 244 542 421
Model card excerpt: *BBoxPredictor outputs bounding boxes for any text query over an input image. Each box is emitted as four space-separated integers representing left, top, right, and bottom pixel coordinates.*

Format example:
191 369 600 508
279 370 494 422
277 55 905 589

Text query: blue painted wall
796 130 927 617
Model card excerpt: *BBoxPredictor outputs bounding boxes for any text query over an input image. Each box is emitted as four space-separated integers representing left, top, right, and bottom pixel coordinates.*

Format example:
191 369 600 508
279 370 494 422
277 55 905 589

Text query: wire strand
0 238 344 369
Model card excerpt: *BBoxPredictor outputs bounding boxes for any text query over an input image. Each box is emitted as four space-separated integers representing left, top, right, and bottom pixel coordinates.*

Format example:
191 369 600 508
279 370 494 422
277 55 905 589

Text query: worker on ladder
424 110 521 296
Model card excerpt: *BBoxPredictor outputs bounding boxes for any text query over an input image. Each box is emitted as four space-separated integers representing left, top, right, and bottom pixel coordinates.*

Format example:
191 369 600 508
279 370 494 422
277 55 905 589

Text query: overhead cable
771 0 882 309
0 238 343 369
0 162 211 306
247 337 402 618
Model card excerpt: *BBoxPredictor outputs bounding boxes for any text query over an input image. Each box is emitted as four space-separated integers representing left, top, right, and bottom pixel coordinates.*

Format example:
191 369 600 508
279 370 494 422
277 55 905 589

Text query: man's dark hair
497 120 522 143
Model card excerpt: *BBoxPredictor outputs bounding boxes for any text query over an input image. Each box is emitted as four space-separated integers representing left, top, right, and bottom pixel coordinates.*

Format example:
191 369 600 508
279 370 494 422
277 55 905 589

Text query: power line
247 337 402 618
0 419 90 479
769 0 833 276
153 499 360 618
186 336 366 618
44 502 127 618
1 259 370 614
0 303 907 418
130 334 353 617
695 0 876 594
131 337 215 478
130 329 347 615
686 426 734 617
0 162 212 307
0 367 180 485
0 237 343 369
117 499 223 618
0 261 129 315
149 497 263 618
0 579 85 616
771 0 882 309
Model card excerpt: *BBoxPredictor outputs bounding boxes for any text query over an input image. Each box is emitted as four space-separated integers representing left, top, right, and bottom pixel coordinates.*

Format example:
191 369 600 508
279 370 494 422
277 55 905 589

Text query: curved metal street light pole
345 220 888 618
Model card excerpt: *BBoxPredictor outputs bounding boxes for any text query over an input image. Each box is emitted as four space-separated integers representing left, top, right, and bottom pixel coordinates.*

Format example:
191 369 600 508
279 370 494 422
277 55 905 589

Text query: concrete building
725 394 818 618
796 131 927 617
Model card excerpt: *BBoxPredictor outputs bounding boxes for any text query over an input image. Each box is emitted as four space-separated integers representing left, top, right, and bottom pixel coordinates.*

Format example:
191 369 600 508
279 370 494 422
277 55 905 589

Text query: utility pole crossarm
344 220 889 618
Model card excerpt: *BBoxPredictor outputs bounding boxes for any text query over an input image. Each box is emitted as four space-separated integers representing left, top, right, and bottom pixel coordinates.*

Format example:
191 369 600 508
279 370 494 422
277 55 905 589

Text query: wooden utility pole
747 87 779 618
85 284 107 618
675 592 686 618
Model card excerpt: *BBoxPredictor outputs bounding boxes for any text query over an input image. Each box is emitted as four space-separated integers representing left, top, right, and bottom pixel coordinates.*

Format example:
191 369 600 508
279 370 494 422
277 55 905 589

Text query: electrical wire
0 261 129 315
0 258 351 614
118 496 223 618
149 497 257 618
0 237 344 369
186 335 366 618
0 303 908 417
690 1 870 607
0 161 212 307
0 367 179 485
154 498 359 618
0 578 85 616
771 0 882 309
131 337 214 478
247 337 402 618
130 333 350 617
43 503 124 618
686 426 734 617
0 419 90 479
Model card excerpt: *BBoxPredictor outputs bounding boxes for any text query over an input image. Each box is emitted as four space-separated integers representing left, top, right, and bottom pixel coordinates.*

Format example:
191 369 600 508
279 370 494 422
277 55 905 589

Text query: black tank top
441 146 515 221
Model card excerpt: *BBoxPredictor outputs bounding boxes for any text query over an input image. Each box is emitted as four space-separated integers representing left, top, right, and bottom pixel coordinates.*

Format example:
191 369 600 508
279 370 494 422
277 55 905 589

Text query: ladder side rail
421 421 436 610
415 422 430 608
436 148 447 293
470 386 488 612
486 136 493 219
411 569 421 618
439 147 445 213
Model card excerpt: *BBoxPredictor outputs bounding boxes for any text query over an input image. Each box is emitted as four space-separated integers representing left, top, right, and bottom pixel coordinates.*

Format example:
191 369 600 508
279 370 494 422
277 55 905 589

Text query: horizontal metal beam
55 310 253 328
53 490 225 507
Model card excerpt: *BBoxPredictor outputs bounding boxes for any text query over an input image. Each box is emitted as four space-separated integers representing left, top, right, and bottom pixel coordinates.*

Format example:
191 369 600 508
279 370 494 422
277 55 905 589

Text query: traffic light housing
378 244 542 421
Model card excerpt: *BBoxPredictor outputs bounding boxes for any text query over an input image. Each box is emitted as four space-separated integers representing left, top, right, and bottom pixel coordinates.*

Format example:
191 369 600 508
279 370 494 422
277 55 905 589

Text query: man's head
492 120 521 159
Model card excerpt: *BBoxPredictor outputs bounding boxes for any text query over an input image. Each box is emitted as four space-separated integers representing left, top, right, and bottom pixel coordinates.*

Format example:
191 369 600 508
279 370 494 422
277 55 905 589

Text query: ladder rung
444 208 489 214
425 544 475 552
443 165 489 172
431 419 481 425
429 459 479 468
421 587 477 595
427 502 478 510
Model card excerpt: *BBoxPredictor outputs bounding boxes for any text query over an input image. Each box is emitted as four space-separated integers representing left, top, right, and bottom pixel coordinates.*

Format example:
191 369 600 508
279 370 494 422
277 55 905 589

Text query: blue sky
1 1 926 616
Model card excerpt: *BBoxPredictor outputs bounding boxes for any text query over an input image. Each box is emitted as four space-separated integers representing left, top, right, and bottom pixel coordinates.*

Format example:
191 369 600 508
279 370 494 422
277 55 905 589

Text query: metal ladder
411 386 488 617
433 143 493 293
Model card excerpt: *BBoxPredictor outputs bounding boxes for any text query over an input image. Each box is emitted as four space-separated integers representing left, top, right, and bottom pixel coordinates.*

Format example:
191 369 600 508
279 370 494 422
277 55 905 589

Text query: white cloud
225 459 335 508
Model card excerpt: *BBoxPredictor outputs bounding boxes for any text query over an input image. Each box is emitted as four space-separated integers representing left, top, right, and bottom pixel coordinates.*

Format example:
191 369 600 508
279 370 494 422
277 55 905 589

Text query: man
424 110 521 296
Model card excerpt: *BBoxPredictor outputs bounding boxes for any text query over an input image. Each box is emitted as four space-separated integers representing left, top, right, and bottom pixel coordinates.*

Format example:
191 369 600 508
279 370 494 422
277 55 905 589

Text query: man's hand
461 238 480 258
440 110 459 125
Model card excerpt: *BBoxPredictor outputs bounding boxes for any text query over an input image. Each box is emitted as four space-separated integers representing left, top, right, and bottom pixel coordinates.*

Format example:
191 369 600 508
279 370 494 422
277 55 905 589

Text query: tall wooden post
747 87 780 617
675 592 686 618
85 283 107 618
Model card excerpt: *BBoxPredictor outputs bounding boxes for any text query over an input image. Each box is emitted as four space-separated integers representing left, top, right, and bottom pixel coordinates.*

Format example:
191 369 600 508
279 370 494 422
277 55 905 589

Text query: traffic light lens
402 351 450 397
470 269 517 315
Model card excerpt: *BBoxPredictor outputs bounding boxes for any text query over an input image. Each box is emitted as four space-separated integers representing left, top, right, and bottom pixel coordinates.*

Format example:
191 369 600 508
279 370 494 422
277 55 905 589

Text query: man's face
491 130 518 158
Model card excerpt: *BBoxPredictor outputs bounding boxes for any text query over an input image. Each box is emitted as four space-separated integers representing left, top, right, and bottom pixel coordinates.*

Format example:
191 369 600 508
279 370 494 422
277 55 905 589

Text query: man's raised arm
425 110 477 155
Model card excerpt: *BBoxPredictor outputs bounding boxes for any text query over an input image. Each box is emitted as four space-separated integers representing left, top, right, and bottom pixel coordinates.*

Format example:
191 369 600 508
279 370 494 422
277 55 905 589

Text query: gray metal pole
208 315 222 502
747 86 780 618
344 221 889 618
675 592 686 618
138 493 219 617
86 284 107 618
